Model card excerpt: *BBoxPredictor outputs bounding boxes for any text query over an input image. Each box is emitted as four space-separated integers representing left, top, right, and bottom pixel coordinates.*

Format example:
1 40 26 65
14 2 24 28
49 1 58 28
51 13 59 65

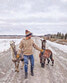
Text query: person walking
17 30 43 79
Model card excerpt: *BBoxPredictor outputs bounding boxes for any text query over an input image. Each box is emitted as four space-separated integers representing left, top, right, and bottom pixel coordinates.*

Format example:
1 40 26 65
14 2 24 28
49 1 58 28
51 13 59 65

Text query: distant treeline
0 35 24 39
0 35 42 39
51 32 67 40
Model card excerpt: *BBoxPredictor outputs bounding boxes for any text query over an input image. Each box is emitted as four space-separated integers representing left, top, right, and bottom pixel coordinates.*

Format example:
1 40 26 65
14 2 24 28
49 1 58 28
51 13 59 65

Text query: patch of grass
49 38 67 45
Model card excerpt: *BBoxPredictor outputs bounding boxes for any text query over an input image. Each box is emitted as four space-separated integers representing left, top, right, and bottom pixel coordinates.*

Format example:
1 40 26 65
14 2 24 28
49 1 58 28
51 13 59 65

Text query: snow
0 39 22 53
0 37 37 53
0 37 67 83
47 40 67 53
0 37 38 53
0 38 67 54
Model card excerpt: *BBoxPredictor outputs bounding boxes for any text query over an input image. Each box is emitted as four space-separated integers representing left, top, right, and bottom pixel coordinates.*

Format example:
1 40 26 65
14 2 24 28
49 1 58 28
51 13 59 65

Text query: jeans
24 55 34 73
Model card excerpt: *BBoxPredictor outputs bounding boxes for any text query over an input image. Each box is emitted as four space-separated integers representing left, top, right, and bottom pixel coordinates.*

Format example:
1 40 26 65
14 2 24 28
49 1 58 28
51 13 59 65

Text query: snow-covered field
0 39 22 53
47 40 67 53
0 37 41 53
0 38 67 53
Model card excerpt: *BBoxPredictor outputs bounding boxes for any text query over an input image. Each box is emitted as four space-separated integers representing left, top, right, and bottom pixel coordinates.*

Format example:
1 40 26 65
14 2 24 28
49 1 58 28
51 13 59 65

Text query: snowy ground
47 40 67 53
0 37 67 83
0 39 22 53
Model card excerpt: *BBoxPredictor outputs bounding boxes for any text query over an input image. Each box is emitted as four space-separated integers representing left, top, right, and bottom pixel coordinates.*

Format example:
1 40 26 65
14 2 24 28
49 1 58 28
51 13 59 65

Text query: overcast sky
0 0 67 35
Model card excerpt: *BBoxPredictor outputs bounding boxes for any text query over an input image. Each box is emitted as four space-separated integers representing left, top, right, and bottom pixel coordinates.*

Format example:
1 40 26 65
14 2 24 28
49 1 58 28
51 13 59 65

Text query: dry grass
49 38 57 42
56 39 67 45
49 38 67 45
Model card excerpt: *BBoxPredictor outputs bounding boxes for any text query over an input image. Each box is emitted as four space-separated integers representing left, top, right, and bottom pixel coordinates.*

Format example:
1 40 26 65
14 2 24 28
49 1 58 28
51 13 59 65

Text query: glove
16 54 20 58
40 49 44 55
41 49 44 52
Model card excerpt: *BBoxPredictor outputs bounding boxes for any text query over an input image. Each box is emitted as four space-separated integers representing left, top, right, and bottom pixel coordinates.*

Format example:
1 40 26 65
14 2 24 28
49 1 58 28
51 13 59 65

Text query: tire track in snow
46 42 67 83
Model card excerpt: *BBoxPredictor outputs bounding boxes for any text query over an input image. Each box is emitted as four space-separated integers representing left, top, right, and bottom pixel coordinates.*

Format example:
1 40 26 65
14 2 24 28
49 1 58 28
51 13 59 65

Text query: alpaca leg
40 58 42 63
16 61 19 72
46 58 50 65
21 61 24 69
50 54 54 66
20 58 24 69
51 59 54 66
15 62 17 72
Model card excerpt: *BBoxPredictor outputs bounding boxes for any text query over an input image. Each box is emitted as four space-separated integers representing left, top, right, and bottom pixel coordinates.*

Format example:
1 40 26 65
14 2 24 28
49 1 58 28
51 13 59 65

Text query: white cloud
0 10 67 20
0 0 67 21
11 22 67 25
61 0 67 2
0 20 7 24
0 0 67 35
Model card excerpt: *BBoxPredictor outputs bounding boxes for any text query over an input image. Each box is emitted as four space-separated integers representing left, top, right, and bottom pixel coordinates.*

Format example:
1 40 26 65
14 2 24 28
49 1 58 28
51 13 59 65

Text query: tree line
51 32 67 40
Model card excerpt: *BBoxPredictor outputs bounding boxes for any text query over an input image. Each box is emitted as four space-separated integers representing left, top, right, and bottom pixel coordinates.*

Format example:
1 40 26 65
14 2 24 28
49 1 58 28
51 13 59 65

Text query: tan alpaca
10 41 20 72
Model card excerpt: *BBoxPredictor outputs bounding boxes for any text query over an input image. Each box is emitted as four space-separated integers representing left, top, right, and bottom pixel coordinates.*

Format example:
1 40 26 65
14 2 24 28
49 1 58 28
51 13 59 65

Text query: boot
25 72 28 79
31 67 34 76
31 70 34 76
